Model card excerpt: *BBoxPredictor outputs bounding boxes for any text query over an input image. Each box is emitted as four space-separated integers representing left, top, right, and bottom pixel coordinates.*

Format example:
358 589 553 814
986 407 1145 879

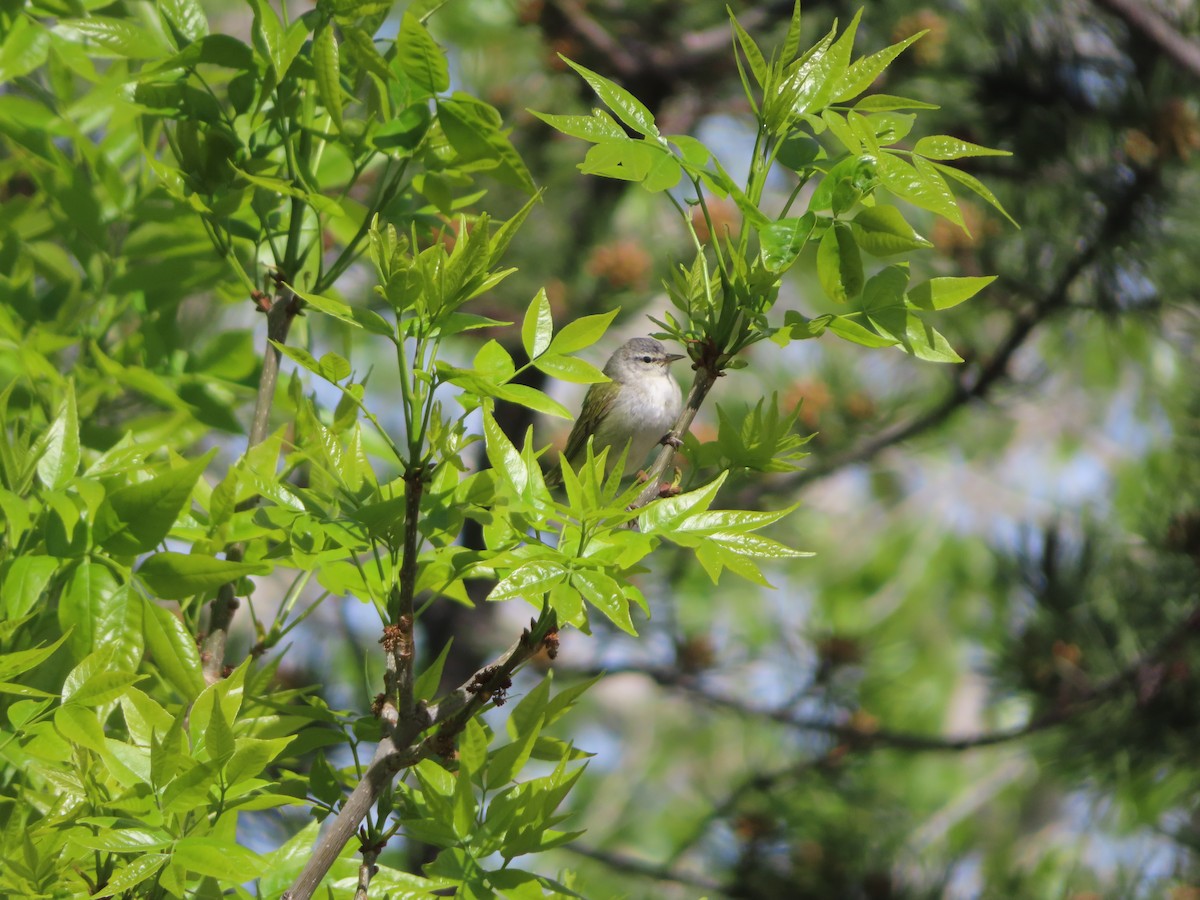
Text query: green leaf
451 766 476 839
60 561 142 668
850 205 932 256
861 265 910 315
273 341 353 384
160 0 209 42
522 289 554 359
487 713 544 788
527 109 625 143
640 472 727 533
760 213 815 273
907 276 997 310
794 12 859 116
0 633 69 682
816 222 863 303
579 139 678 189
62 659 140 708
173 836 266 881
58 17 173 59
437 94 535 191
853 94 939 112
231 165 345 217
573 570 636 634
914 135 1010 160
146 34 254 73
36 382 79 491
396 11 450 94
483 411 528 495
833 31 925 103
489 561 568 603
547 310 618 355
414 639 453 702
878 153 963 227
729 10 768 89
205 690 235 763
2 555 59 619
372 103 431 154
95 451 215 555
560 56 659 138
138 552 269 600
934 162 1019 227
93 855 169 895
668 133 712 168
0 17 49 83
458 717 489 776
250 0 288 77
533 354 607 385
139 600 205 705
495 384 572 419
313 22 343 131
827 315 898 348
902 315 964 363
55 702 106 752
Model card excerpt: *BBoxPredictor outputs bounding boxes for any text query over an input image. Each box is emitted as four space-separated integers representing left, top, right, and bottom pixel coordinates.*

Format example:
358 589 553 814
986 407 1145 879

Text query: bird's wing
561 381 617 466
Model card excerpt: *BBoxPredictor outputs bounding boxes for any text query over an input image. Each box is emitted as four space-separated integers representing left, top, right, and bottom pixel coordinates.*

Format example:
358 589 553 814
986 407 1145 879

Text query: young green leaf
560 56 659 139
522 289 554 359
396 11 449 95
547 310 618 355
817 222 864 303
527 109 626 143
833 31 925 103
914 135 1011 160
729 10 769 89
851 205 932 256
137 552 269 600
760 213 816 273
313 22 343 131
907 275 997 310
95 450 216 556
827 315 898 348
36 382 79 491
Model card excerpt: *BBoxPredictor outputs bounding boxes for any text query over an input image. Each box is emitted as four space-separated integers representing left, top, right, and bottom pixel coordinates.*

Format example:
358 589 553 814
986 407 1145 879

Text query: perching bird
547 337 685 486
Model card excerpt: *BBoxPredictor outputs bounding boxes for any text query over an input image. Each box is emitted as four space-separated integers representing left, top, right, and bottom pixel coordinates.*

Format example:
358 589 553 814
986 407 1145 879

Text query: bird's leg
659 432 683 449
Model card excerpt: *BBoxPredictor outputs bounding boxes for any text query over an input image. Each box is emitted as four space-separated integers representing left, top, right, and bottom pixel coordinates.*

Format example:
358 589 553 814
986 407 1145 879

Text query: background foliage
2 0 1199 898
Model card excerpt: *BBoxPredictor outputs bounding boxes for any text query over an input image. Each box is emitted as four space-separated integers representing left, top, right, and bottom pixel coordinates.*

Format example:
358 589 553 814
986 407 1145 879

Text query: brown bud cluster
467 665 513 706
542 629 560 660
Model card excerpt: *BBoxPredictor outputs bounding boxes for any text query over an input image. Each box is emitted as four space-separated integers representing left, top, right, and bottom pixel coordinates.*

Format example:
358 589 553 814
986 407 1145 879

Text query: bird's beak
664 353 686 364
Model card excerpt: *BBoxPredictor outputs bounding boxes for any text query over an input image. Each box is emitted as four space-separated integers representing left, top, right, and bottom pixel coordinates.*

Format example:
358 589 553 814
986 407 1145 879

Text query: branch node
542 628 560 660
466 664 512 706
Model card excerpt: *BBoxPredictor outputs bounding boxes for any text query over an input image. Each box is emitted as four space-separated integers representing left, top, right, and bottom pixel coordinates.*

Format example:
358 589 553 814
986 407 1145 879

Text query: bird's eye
641 356 653 363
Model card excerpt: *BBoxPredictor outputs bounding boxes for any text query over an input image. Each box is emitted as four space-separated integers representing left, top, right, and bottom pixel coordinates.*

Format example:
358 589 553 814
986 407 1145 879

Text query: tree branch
1094 0 1200 80
747 164 1156 501
283 612 558 900
201 285 301 684
564 843 731 896
580 601 1200 754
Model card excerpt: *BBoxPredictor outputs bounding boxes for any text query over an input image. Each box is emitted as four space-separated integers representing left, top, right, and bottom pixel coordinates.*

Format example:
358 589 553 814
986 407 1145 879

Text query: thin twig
747 164 1155 501
353 847 378 900
201 285 301 684
283 612 557 900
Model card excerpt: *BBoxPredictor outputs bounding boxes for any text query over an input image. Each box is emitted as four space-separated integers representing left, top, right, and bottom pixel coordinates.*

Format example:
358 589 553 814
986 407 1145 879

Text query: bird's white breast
593 371 682 475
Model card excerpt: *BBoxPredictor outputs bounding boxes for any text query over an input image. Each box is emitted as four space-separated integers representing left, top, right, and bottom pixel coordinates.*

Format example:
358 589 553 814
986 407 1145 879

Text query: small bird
547 337 686 486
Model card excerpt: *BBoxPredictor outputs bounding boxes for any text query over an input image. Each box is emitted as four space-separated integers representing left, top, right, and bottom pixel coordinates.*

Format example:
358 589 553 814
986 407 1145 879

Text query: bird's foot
659 432 683 449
